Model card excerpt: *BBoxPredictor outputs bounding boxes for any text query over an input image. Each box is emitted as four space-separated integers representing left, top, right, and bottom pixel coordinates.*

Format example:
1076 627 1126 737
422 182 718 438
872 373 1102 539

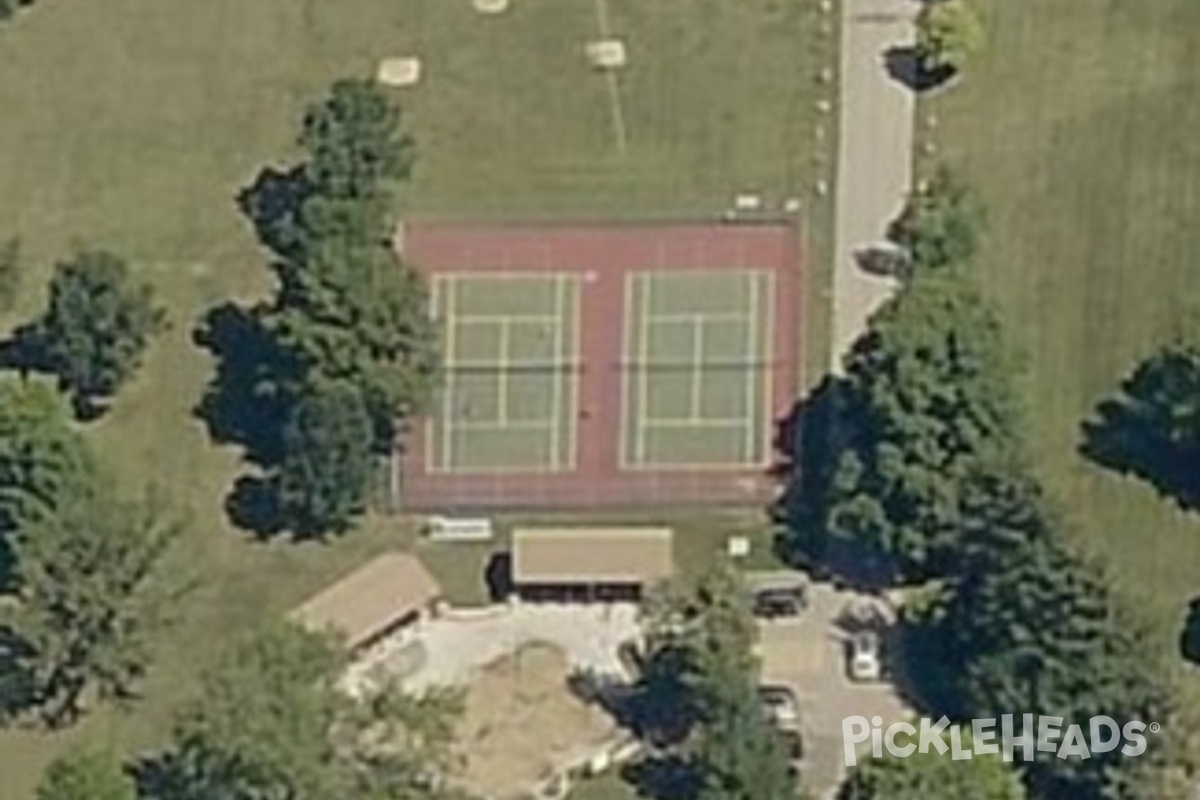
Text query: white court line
690 314 704 420
548 274 564 471
453 313 562 325
567 274 582 469
635 272 654 465
618 272 634 469
743 272 762 462
450 419 558 432
439 277 458 471
645 310 752 325
497 319 511 425
755 272 777 465
641 418 751 428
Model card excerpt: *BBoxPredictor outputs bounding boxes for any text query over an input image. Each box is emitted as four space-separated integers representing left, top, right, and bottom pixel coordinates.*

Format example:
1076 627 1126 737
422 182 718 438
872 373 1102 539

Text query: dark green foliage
301 78 415 204
1082 335 1200 510
1184 597 1200 664
146 623 460 800
637 568 796 800
276 380 375 537
261 79 436 444
0 378 93 582
889 164 983 273
37 748 135 800
26 249 166 414
784 272 1021 586
268 243 439 443
919 461 1175 800
0 0 36 23
213 78 438 537
842 740 1026 800
0 238 20 313
0 489 180 727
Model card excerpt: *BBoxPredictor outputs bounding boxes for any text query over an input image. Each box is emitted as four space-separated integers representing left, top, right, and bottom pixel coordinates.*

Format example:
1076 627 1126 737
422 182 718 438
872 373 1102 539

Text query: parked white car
847 630 883 682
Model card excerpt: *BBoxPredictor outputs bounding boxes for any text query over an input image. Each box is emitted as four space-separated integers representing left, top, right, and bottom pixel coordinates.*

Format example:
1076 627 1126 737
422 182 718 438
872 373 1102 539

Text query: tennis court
622 270 775 468
429 273 580 473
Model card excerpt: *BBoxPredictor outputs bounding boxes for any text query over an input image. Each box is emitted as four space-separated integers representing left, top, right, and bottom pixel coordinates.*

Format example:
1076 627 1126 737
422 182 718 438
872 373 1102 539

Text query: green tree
27 250 167 414
1082 333 1200 509
0 489 180 726
915 0 985 77
253 78 439 449
37 748 135 800
268 244 440 445
640 568 795 800
842 738 1026 800
0 237 20 313
925 461 1175 800
888 165 983 273
276 380 375 537
790 272 1021 585
301 78 416 205
150 623 459 800
0 378 93 574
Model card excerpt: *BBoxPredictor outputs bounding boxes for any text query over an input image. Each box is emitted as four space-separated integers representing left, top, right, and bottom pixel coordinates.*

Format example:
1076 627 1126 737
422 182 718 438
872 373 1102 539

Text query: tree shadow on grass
1182 596 1200 667
193 302 300 468
236 165 312 262
621 754 701 800
883 45 955 92
770 376 891 589
1079 361 1200 512
223 474 286 540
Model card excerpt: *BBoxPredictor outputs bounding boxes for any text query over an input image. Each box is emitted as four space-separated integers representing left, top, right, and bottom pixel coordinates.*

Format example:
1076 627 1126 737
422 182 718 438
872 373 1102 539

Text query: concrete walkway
830 0 918 370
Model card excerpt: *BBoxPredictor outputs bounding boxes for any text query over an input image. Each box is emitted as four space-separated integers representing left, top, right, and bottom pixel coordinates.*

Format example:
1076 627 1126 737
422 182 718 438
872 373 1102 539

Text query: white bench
423 515 495 543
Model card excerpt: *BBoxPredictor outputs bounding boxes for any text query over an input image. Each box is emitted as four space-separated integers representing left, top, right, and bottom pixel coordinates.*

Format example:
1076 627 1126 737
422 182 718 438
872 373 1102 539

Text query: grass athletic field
401 222 800 509
924 0 1200 690
0 0 823 795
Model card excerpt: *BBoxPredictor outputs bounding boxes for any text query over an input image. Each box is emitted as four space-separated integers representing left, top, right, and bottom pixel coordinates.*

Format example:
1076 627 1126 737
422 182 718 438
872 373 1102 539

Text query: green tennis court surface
622 270 774 468
429 273 579 472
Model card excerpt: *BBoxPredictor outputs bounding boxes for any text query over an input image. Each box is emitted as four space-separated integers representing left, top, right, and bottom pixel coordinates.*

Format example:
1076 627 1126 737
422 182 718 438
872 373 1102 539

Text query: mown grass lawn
0 0 827 796
921 0 1200 682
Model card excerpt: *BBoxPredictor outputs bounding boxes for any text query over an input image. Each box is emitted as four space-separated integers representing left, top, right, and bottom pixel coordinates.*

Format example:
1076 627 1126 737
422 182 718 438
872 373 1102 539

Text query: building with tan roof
511 527 674 601
289 552 441 653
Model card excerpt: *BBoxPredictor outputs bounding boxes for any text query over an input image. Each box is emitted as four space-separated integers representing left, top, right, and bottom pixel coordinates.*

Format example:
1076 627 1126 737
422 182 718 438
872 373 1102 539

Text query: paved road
830 0 918 370
758 582 911 799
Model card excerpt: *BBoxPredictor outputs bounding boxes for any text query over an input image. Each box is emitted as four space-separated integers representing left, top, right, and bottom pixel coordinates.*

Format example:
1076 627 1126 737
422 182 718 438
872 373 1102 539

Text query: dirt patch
451 642 615 799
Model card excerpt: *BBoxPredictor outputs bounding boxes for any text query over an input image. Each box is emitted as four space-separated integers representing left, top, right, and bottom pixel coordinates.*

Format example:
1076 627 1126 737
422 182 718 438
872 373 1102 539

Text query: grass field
921 0 1200 668
0 1 825 794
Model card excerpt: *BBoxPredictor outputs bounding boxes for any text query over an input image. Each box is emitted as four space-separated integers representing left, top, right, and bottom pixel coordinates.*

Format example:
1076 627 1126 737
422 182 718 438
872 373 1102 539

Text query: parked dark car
753 586 808 619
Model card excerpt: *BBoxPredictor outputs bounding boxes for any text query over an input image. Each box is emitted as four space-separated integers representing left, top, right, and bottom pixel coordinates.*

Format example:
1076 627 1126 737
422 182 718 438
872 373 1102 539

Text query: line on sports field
591 0 627 155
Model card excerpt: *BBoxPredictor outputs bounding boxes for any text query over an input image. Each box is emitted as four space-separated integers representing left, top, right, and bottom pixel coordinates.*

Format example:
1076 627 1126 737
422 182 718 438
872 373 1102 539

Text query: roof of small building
288 552 440 649
511 527 674 585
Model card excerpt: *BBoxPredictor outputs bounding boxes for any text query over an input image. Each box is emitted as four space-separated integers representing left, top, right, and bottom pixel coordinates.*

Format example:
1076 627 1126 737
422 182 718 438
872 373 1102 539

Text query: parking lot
753 577 913 798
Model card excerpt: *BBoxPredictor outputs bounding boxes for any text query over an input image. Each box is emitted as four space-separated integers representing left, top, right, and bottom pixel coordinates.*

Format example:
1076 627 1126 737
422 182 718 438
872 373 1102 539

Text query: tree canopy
0 488 180 726
842 738 1026 800
211 77 438 537
1082 333 1200 510
916 460 1176 800
275 379 376 537
24 249 166 415
637 568 796 800
37 748 135 800
146 622 460 800
0 377 93 582
888 164 983 274
784 271 1022 586
915 0 986 77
